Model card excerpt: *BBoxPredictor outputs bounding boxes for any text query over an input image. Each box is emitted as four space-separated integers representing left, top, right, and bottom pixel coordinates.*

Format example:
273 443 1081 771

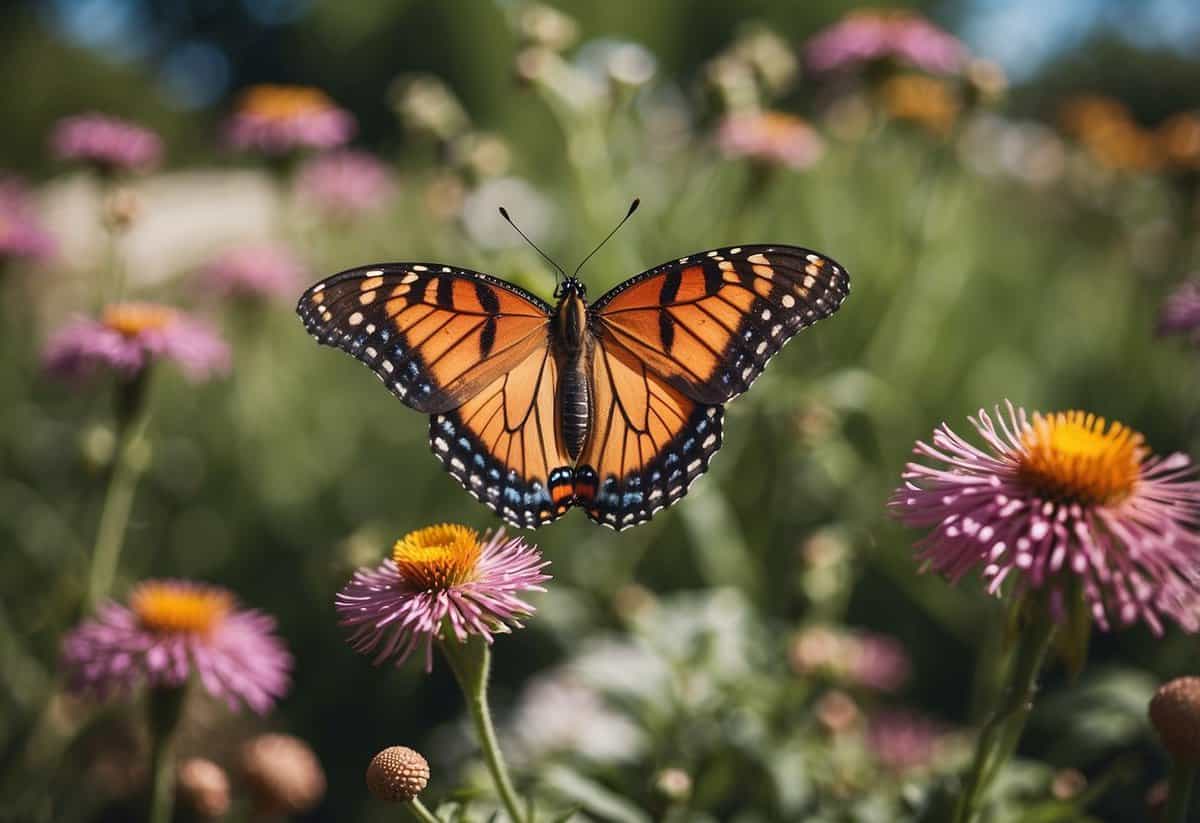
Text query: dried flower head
177 757 231 819
61 580 291 713
1149 676 1200 762
43 302 230 382
51 113 163 173
200 243 307 301
295 150 396 218
240 733 326 815
0 178 55 262
226 85 355 154
716 110 824 170
366 746 430 803
891 403 1200 634
806 9 967 76
336 525 550 671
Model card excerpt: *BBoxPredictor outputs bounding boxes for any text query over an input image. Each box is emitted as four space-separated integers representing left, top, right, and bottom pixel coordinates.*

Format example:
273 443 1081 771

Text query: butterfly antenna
498 206 567 283
573 198 640 279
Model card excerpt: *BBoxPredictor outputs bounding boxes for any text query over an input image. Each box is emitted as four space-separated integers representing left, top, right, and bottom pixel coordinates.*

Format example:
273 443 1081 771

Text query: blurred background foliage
2 0 1200 821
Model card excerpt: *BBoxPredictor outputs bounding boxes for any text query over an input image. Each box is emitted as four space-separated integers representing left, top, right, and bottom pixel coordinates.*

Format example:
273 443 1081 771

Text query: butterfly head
554 276 587 300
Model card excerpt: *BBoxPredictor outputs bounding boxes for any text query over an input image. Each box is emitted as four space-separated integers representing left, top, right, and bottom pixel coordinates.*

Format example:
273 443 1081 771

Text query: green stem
406 796 441 823
147 686 187 823
87 373 152 609
1165 760 1196 823
440 636 526 823
952 612 1057 823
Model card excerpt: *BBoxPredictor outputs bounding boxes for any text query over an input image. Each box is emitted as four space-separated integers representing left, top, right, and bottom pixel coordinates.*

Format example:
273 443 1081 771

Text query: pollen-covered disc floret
890 402 1200 634
61 579 292 713
336 526 550 671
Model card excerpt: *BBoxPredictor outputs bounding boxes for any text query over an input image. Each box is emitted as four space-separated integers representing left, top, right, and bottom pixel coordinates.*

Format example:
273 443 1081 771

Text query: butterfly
297 241 848 530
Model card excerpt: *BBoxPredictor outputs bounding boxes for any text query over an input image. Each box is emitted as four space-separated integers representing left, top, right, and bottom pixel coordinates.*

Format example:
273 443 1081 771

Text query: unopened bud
366 746 430 803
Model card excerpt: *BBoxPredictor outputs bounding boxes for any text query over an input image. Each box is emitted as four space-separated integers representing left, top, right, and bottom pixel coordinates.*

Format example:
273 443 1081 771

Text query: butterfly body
298 245 849 530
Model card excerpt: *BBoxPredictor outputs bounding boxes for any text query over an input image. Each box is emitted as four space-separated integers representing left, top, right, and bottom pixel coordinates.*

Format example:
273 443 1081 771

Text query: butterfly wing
591 245 849 405
575 333 723 530
298 264 573 528
298 263 552 414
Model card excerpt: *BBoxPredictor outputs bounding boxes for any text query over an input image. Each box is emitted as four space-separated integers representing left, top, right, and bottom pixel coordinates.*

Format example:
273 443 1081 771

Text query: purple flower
50 114 163 173
43 302 231 382
806 10 967 76
200 244 307 301
295 150 396 218
0 177 55 262
225 85 355 155
336 524 550 672
868 710 951 773
789 625 911 692
891 403 1200 634
61 580 292 713
1158 279 1200 343
716 111 824 170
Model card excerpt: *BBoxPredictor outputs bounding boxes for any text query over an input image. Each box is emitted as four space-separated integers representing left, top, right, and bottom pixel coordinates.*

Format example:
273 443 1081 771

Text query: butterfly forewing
592 245 849 405
297 264 551 414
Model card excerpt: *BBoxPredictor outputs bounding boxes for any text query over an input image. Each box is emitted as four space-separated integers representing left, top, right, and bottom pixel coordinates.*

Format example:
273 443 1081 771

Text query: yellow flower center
882 75 960 135
1017 411 1144 505
392 524 481 589
102 302 176 337
130 581 232 634
238 85 335 121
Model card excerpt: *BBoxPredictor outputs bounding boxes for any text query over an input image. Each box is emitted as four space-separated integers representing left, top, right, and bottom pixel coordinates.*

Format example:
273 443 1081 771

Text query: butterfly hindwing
576 333 724 531
297 263 551 414
430 345 575 529
592 245 849 405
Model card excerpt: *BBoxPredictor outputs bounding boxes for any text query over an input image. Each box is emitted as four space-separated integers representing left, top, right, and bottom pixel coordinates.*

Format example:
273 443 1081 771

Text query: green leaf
542 765 652 823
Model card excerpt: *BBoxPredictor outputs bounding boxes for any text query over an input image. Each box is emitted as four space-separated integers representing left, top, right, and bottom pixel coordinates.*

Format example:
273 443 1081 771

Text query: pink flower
225 85 355 154
43 302 230 382
0 177 55 261
891 403 1200 634
806 10 967 76
1159 279 1200 343
295 150 395 218
789 625 911 692
336 525 550 672
868 710 951 773
50 114 163 173
716 111 824 170
61 580 292 713
200 244 307 301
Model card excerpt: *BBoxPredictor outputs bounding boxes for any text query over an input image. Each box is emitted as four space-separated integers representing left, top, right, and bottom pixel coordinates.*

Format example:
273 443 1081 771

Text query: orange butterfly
298 238 848 530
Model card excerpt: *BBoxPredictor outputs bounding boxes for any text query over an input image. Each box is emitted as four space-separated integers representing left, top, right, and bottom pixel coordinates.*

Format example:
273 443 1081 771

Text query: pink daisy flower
805 10 967 76
891 403 1200 634
200 243 307 301
295 150 396 218
61 580 292 713
225 85 355 155
716 111 824 170
1158 279 1200 344
50 113 163 174
0 177 55 262
43 302 230 382
336 524 551 672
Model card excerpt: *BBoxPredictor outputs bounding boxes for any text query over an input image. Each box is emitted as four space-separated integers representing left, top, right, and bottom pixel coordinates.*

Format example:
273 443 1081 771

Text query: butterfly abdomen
559 355 590 460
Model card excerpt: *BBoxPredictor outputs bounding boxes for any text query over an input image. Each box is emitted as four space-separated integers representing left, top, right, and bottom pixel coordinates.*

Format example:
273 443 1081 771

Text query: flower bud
240 733 326 815
653 767 691 803
177 758 231 819
366 746 430 803
1149 676 1200 762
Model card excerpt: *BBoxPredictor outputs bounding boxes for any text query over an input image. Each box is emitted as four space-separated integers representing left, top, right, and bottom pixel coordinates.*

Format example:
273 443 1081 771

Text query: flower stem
952 612 1057 823
146 686 187 823
87 372 152 609
406 797 441 823
1165 760 1196 823
440 636 526 823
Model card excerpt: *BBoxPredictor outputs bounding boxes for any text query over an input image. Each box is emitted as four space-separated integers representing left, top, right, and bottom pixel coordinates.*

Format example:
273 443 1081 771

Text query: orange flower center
1017 411 1143 505
130 581 232 634
882 75 960 135
238 85 335 121
102 302 176 337
392 524 481 589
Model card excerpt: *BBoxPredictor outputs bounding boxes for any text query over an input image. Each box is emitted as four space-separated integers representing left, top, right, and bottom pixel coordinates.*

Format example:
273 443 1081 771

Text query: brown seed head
177 758 231 819
239 733 326 815
1149 676 1200 762
366 746 430 803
